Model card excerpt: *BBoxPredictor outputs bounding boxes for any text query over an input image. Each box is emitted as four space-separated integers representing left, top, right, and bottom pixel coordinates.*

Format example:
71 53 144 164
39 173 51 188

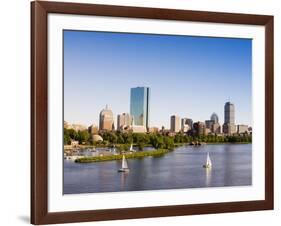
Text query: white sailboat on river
118 155 130 172
203 152 212 168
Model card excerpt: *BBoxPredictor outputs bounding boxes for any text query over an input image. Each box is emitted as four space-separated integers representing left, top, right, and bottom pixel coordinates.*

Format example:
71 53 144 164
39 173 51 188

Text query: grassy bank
75 149 170 163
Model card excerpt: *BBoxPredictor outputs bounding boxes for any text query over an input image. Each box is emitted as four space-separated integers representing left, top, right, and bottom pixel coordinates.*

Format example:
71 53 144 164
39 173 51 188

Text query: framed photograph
31 1 274 225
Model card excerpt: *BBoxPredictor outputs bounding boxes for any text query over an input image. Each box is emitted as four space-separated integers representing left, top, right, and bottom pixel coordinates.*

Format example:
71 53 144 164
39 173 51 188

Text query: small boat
129 144 133 151
203 152 212 168
118 155 130 172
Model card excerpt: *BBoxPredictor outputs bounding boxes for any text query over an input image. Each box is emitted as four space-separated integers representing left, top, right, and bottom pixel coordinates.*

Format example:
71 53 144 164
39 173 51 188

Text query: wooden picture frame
31 1 274 224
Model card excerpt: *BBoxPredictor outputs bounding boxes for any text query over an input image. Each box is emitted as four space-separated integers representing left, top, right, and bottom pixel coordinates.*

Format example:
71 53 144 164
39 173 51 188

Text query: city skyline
64 30 252 128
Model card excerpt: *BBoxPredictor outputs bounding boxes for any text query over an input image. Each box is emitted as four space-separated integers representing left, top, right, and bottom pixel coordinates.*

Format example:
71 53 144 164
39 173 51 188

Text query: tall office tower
99 105 114 131
117 113 133 130
224 102 235 124
210 112 219 123
170 115 181 133
181 118 191 132
130 87 150 128
223 102 236 134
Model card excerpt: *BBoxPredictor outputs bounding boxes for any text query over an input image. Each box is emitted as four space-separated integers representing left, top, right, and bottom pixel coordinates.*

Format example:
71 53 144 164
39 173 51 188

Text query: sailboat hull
203 164 212 168
118 168 130 172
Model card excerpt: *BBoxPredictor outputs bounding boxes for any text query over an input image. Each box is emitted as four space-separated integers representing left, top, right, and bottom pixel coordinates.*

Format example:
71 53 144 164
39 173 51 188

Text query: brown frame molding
31 1 274 224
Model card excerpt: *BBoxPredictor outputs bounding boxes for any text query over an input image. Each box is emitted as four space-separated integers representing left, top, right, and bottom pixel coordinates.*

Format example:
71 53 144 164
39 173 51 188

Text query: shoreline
65 142 252 151
75 148 171 163
72 142 252 163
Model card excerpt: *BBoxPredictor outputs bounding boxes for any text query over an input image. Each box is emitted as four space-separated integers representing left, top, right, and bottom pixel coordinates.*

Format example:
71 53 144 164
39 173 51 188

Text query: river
63 144 252 194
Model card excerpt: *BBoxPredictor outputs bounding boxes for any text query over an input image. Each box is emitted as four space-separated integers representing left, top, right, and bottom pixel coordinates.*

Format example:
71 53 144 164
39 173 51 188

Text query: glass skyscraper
130 87 150 128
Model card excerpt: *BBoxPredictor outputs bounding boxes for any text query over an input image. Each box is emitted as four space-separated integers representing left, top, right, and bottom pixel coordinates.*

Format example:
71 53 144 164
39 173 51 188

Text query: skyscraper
130 87 150 128
117 113 133 130
210 113 219 123
224 102 235 124
186 118 193 130
223 102 236 134
181 118 191 132
99 105 114 131
170 115 181 133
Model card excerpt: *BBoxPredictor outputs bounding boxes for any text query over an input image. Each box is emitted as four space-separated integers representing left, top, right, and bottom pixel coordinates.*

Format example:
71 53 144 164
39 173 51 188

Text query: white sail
206 152 212 167
122 155 129 169
129 144 133 151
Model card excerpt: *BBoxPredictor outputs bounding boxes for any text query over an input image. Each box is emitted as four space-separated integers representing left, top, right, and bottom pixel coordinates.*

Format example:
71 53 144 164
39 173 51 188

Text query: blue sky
64 30 252 128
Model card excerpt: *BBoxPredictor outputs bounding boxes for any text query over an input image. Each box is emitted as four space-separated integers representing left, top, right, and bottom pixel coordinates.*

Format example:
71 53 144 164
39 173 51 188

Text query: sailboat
118 155 130 172
129 144 133 151
203 152 212 168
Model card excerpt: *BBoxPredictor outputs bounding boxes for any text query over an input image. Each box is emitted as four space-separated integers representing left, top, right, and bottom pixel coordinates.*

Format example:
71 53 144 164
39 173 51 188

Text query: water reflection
64 144 252 194
120 172 129 190
205 168 212 187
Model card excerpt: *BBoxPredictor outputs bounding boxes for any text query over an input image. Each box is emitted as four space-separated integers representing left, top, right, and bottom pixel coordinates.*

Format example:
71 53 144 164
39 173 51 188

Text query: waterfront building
130 87 150 129
99 105 114 131
170 115 181 133
237 124 248 134
223 102 236 134
211 113 219 123
212 122 221 134
117 113 133 131
181 118 191 132
193 121 206 136
88 124 98 135
205 120 214 129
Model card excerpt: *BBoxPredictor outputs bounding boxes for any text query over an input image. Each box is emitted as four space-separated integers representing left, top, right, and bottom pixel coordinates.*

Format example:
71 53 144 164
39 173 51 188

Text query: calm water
63 144 252 194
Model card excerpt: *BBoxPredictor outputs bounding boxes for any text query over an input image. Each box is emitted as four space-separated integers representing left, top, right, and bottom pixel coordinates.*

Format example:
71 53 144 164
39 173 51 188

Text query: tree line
64 128 252 150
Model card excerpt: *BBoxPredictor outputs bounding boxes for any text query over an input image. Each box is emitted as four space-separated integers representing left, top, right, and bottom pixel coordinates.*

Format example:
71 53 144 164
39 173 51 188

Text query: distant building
212 122 221 134
204 128 211 135
224 102 235 124
65 122 87 131
64 121 68 129
205 120 214 129
130 87 150 129
99 105 114 131
131 125 147 133
186 118 193 130
211 113 219 124
148 127 159 133
117 113 133 131
170 115 181 133
193 121 206 136
223 102 236 134
88 124 98 135
237 124 248 134
181 118 191 132
223 123 236 134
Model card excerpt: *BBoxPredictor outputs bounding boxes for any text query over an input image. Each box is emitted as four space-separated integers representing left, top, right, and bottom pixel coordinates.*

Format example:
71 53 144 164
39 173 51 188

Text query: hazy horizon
64 30 252 128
